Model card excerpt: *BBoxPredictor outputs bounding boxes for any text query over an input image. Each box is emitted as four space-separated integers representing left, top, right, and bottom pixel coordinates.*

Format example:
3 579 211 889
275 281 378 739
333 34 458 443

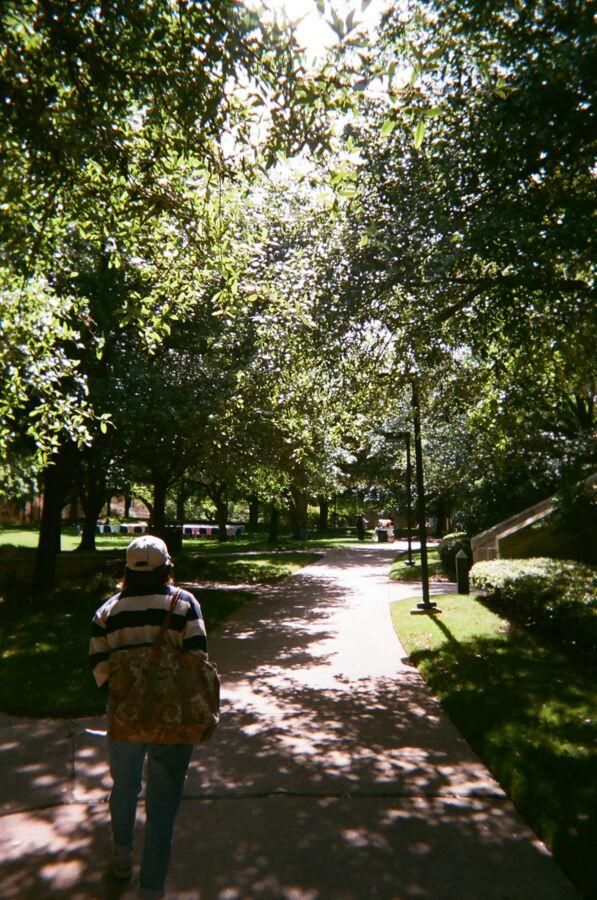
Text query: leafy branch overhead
0 0 593 555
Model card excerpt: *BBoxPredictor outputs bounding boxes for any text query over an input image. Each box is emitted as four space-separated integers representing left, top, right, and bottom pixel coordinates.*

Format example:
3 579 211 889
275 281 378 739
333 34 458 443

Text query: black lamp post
393 430 414 566
410 377 439 615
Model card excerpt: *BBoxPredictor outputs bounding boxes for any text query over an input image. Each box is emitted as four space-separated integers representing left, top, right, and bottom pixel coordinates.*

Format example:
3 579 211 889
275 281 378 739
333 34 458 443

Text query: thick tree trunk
268 504 280 544
248 494 259 531
292 491 309 540
77 463 107 552
78 515 99 551
318 497 329 532
176 488 187 523
77 495 106 552
32 446 74 593
67 487 79 525
207 483 228 542
124 491 132 518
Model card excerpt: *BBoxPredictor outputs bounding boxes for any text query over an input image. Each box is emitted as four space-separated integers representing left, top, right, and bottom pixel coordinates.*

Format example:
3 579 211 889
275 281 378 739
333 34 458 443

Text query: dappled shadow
178 551 501 799
0 716 75 814
186 675 501 799
0 804 120 899
168 793 578 900
0 547 580 899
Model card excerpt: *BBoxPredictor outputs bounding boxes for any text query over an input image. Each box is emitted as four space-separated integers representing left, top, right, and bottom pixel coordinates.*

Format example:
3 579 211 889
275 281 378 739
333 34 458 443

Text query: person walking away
89 535 208 899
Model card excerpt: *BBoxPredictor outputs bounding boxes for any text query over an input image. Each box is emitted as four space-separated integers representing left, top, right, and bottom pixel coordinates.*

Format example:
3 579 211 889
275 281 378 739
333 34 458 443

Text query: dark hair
119 563 174 597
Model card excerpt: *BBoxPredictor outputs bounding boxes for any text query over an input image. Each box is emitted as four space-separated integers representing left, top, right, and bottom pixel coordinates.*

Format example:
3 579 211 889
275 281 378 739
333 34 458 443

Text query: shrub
471 558 597 655
438 532 472 579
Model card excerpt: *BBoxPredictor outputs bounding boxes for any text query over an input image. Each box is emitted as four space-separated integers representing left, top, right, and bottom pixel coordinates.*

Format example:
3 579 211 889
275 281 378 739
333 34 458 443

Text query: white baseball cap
126 535 172 571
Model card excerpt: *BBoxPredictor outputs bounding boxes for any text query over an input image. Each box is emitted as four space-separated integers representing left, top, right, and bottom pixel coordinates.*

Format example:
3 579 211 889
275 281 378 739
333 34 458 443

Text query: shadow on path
0 546 578 899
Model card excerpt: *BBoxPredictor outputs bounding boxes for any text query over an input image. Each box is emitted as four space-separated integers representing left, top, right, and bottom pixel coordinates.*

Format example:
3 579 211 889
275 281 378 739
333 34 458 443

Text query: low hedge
471 557 597 656
438 532 472 579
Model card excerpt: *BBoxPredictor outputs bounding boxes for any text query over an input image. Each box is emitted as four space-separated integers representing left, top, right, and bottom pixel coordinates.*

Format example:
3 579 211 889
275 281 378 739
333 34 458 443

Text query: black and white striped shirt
89 585 208 688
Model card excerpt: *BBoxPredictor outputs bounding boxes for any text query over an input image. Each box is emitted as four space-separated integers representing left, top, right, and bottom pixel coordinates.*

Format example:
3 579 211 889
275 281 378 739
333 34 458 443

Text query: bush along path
471 557 597 657
0 544 578 899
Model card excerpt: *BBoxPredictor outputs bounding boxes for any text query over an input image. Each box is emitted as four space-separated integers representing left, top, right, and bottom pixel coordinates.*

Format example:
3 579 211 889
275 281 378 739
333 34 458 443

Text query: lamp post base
410 600 441 615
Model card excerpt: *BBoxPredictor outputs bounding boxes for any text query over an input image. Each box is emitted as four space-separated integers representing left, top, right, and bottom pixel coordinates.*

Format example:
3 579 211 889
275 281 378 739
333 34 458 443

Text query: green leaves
413 118 426 149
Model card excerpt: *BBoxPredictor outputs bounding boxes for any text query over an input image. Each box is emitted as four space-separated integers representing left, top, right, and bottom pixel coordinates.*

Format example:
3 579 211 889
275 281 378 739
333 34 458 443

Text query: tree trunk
318 497 329 532
77 461 107 552
287 500 297 538
124 491 132 518
292 491 309 540
77 494 105 552
216 488 228 543
176 488 187 523
248 494 259 531
152 473 169 530
434 494 449 538
137 494 154 521
66 487 79 525
32 446 74 593
268 504 280 544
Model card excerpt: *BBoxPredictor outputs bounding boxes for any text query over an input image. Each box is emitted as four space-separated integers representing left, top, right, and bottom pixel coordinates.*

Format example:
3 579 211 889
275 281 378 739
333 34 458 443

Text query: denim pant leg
139 743 194 892
108 739 146 847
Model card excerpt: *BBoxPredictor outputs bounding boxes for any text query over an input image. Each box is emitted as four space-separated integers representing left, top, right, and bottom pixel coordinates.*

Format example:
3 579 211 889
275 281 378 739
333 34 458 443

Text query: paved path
0 545 578 899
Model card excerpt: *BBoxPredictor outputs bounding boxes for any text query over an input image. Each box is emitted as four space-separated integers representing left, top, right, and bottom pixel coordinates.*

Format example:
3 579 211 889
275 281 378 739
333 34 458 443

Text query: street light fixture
376 373 440 615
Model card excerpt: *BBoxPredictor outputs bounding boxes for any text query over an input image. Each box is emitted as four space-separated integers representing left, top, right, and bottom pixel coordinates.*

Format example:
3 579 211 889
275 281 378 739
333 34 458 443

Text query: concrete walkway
0 544 578 899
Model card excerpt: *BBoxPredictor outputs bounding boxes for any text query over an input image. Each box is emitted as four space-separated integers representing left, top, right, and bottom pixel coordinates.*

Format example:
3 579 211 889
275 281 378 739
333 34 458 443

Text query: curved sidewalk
0 544 578 898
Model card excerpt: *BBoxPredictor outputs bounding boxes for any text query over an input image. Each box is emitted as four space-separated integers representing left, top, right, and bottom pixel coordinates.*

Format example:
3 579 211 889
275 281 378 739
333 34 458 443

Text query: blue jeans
108 738 194 892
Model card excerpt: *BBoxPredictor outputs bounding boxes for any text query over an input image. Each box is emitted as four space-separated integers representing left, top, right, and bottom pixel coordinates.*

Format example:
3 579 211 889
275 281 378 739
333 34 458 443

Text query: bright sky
258 0 388 60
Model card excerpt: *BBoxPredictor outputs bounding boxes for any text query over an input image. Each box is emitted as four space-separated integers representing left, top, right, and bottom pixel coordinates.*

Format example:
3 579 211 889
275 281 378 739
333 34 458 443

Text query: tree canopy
0 0 594 578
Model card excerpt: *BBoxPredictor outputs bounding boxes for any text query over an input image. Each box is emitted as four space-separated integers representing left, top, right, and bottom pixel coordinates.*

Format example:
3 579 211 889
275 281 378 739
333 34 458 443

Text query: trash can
456 549 470 594
375 528 388 543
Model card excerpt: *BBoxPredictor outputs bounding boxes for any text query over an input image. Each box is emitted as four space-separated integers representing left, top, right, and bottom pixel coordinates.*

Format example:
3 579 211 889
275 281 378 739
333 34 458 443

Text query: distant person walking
356 514 367 541
89 535 208 899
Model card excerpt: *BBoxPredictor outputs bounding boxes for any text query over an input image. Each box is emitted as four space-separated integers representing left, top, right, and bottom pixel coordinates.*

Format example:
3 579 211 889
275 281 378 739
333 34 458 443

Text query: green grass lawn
0 579 254 718
176 550 321 584
0 525 362 554
391 593 597 899
0 547 320 718
389 548 444 581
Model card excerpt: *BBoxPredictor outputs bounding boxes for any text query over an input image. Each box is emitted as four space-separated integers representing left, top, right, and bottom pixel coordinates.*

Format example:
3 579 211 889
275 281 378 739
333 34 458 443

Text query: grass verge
175 551 321 584
0 551 319 718
391 593 597 899
0 525 361 555
389 548 444 582
0 578 252 718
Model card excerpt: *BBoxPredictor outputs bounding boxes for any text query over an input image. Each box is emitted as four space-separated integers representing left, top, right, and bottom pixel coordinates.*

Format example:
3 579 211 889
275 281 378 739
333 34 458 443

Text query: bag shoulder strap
149 588 182 662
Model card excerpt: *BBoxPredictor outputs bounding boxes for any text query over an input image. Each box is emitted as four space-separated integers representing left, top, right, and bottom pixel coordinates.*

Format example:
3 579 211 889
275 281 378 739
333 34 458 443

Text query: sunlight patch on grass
177 552 321 584
389 548 444 582
392 593 508 649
